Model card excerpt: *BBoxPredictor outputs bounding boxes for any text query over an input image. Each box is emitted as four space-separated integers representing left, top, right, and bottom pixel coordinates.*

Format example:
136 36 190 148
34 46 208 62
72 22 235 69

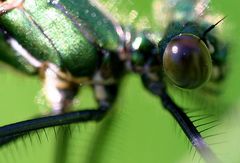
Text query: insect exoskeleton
163 33 212 89
0 0 229 163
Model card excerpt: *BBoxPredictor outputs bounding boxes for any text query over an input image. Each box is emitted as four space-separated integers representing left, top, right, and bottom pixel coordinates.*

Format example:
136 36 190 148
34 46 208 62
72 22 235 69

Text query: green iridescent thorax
124 27 159 72
0 0 121 76
131 33 156 66
58 0 122 50
0 33 36 74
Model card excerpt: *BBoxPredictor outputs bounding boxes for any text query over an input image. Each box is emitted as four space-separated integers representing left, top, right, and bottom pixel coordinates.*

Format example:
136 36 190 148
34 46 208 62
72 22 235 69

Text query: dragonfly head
163 33 212 89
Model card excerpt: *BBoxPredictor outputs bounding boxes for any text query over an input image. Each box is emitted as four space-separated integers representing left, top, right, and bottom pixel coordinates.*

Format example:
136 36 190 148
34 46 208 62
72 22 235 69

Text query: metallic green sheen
59 0 121 50
0 0 100 76
0 35 36 74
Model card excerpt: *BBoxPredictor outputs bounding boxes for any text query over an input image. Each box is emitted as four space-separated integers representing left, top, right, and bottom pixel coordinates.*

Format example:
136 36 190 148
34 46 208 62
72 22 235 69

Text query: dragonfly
0 0 232 162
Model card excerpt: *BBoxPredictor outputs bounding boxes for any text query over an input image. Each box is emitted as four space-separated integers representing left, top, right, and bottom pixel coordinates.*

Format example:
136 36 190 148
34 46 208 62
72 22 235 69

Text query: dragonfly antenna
202 16 227 38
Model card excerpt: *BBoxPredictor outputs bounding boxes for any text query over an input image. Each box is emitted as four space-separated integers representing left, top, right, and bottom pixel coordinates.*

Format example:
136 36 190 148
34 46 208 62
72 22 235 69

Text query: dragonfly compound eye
163 34 212 89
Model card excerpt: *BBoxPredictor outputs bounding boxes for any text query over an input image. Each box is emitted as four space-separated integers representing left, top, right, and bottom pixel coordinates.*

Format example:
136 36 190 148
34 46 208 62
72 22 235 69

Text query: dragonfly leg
53 74 119 163
141 73 221 163
0 73 118 146
0 0 24 15
0 101 111 146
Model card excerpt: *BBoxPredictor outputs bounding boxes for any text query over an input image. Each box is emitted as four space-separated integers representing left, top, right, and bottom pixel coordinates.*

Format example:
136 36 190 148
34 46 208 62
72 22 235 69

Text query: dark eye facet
163 34 212 89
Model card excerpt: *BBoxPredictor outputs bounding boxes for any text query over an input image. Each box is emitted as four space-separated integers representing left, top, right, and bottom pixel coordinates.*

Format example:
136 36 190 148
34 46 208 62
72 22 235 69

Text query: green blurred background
0 0 240 163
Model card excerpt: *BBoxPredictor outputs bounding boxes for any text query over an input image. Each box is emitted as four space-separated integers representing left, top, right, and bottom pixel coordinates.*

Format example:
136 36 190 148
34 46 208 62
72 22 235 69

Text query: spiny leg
0 72 118 162
141 74 220 163
0 0 24 15
0 23 109 146
54 73 118 163
0 91 114 146
0 1 117 159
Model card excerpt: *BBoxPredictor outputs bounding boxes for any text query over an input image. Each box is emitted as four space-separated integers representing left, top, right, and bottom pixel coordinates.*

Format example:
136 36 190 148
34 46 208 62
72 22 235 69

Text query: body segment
0 0 229 163
0 0 123 76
